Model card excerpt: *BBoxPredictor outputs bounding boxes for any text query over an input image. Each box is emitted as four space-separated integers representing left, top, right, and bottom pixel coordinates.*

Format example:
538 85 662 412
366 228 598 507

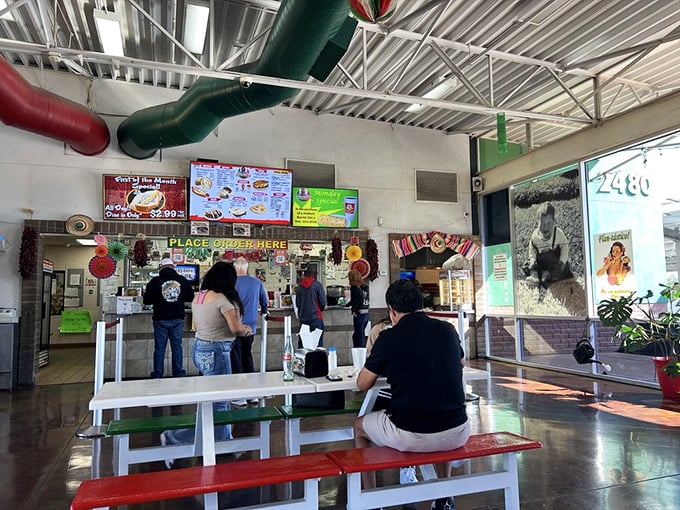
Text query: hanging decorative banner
349 0 397 23
391 231 480 260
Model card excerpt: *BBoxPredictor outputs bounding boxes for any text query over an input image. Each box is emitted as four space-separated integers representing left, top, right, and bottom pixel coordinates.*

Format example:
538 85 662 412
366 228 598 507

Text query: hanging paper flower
350 258 371 279
94 244 109 257
88 255 116 279
346 244 363 262
94 234 107 246
349 0 397 23
350 235 360 246
108 240 127 261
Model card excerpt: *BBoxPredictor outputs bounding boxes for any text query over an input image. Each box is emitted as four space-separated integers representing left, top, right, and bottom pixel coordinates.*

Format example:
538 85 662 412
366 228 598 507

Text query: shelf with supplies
438 269 474 310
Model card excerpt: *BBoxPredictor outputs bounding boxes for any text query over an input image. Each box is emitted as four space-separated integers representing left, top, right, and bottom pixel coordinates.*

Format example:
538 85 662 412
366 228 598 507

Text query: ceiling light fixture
0 0 16 21
405 77 459 113
76 239 97 246
93 8 125 57
183 1 210 54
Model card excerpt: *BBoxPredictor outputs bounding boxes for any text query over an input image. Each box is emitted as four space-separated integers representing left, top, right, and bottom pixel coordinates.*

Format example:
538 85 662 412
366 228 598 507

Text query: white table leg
358 387 379 417
198 402 218 510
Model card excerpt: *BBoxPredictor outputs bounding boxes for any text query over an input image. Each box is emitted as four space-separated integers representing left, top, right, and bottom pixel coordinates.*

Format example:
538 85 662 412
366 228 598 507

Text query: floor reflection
1 360 678 510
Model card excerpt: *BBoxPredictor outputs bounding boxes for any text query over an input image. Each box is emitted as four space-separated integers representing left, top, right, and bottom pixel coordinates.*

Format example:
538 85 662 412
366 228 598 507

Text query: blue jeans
352 313 369 348
164 338 233 444
152 318 185 377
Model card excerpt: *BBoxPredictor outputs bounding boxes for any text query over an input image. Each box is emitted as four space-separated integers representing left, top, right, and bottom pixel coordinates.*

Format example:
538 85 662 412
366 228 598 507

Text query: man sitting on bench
353 279 470 510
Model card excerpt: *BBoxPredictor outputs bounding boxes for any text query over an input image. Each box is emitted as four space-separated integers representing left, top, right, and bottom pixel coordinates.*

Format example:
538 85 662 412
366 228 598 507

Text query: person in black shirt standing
144 258 194 378
347 269 370 347
353 279 469 510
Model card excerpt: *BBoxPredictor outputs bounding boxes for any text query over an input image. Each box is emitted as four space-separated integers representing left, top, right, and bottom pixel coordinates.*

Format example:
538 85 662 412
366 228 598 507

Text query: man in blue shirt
231 257 268 405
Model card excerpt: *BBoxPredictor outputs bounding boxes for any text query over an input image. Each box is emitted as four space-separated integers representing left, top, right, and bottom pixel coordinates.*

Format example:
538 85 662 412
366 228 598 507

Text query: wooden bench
325 431 543 510
106 406 283 474
277 398 363 455
70 452 342 510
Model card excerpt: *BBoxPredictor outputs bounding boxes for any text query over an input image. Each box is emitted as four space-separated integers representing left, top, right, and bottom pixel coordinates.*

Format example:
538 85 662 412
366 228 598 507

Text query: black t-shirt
365 311 467 433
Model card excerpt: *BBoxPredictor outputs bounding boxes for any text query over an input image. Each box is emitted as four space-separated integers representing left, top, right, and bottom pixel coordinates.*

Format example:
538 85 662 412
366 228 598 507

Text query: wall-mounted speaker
472 176 484 192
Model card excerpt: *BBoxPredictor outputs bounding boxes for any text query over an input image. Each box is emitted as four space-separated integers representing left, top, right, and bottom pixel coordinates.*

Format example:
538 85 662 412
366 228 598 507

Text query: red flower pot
653 357 680 400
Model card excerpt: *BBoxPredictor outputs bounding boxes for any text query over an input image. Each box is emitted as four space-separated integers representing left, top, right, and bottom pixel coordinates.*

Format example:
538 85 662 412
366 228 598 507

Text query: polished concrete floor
2 360 679 510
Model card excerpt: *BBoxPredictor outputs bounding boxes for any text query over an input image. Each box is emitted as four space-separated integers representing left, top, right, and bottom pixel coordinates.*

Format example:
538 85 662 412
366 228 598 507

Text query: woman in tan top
161 262 251 460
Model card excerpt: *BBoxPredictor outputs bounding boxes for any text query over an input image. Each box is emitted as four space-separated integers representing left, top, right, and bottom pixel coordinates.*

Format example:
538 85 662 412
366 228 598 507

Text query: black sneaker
431 497 454 510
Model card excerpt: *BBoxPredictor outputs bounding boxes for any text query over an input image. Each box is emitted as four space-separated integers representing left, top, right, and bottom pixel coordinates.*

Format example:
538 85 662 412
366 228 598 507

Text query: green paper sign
59 310 93 334
292 187 358 228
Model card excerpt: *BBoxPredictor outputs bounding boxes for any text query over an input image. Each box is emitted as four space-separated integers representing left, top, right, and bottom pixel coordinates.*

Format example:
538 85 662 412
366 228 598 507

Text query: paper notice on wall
493 253 507 281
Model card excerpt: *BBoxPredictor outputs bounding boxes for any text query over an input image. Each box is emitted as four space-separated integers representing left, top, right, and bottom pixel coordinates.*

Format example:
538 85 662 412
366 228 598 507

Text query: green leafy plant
597 283 680 378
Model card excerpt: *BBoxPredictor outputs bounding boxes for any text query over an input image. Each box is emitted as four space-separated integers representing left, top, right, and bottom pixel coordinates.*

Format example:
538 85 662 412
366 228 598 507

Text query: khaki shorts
361 409 471 452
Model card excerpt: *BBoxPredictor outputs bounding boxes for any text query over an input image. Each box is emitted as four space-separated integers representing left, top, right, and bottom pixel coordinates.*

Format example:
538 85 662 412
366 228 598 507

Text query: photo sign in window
292 187 359 228
103 175 188 221
189 161 292 224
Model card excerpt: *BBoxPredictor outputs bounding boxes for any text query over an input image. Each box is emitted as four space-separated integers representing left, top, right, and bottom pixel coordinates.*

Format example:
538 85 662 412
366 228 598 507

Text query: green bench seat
277 398 364 454
106 406 282 435
107 406 283 475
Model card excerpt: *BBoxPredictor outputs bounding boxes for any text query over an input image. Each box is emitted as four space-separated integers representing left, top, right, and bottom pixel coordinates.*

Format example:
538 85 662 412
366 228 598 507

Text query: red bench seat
326 431 542 510
70 452 342 510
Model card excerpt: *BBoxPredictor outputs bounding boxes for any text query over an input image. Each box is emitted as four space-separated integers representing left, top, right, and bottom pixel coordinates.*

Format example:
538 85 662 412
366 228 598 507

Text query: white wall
0 67 472 311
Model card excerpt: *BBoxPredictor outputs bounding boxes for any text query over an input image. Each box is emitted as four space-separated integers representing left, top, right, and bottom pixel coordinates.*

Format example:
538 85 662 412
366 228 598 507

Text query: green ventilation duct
117 0 356 159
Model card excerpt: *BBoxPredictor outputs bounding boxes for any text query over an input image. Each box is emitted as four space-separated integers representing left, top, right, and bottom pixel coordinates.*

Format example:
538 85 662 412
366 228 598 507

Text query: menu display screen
189 161 292 224
103 175 188 221
292 187 359 228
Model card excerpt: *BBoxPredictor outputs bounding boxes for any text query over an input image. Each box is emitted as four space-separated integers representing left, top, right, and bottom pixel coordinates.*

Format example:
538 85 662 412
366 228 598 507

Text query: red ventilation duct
0 56 110 156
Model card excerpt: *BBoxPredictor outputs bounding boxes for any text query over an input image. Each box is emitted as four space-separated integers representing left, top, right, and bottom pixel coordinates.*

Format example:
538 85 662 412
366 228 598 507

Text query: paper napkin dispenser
293 348 328 378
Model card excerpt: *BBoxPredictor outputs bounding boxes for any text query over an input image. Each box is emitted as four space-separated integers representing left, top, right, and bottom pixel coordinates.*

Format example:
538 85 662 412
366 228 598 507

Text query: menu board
292 187 359 228
189 161 292 224
103 175 188 221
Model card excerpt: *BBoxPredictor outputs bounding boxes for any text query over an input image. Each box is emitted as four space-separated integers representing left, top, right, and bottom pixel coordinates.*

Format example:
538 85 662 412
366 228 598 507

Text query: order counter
103 306 354 379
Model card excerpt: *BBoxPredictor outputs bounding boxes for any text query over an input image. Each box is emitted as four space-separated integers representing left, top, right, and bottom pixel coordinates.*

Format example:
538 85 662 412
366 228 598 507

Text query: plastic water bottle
328 346 338 373
282 333 295 381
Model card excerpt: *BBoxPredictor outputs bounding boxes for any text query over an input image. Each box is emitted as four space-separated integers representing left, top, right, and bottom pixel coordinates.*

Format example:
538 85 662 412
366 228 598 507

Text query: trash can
0 308 19 390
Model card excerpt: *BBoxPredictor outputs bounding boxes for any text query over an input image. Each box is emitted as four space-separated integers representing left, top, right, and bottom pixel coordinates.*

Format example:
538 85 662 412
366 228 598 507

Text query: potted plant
597 283 680 399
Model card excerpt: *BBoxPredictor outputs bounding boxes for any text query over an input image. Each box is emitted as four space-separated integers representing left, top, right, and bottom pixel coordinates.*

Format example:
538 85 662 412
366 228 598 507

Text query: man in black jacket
144 258 194 378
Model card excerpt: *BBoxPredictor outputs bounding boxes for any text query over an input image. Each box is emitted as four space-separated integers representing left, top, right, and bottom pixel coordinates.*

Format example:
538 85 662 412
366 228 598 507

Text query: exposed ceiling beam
0 38 592 126
214 0 658 93
127 0 206 69
430 41 491 107
564 31 680 71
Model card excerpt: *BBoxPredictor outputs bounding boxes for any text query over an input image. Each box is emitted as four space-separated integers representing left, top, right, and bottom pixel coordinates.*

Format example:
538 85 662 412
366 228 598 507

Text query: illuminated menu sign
189 161 292 224
292 187 359 228
103 175 188 221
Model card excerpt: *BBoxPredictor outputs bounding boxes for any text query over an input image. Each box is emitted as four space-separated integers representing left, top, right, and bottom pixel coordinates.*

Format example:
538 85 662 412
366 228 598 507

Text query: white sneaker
159 432 174 469
231 399 247 407
247 398 260 404
399 465 418 484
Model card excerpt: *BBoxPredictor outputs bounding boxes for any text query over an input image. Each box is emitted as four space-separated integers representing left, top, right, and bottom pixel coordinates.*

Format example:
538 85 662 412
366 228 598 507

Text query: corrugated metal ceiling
1 0 680 148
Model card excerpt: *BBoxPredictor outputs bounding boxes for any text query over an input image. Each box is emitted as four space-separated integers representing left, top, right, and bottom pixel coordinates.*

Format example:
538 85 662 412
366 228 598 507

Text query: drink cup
351 347 367 373
344 196 357 226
